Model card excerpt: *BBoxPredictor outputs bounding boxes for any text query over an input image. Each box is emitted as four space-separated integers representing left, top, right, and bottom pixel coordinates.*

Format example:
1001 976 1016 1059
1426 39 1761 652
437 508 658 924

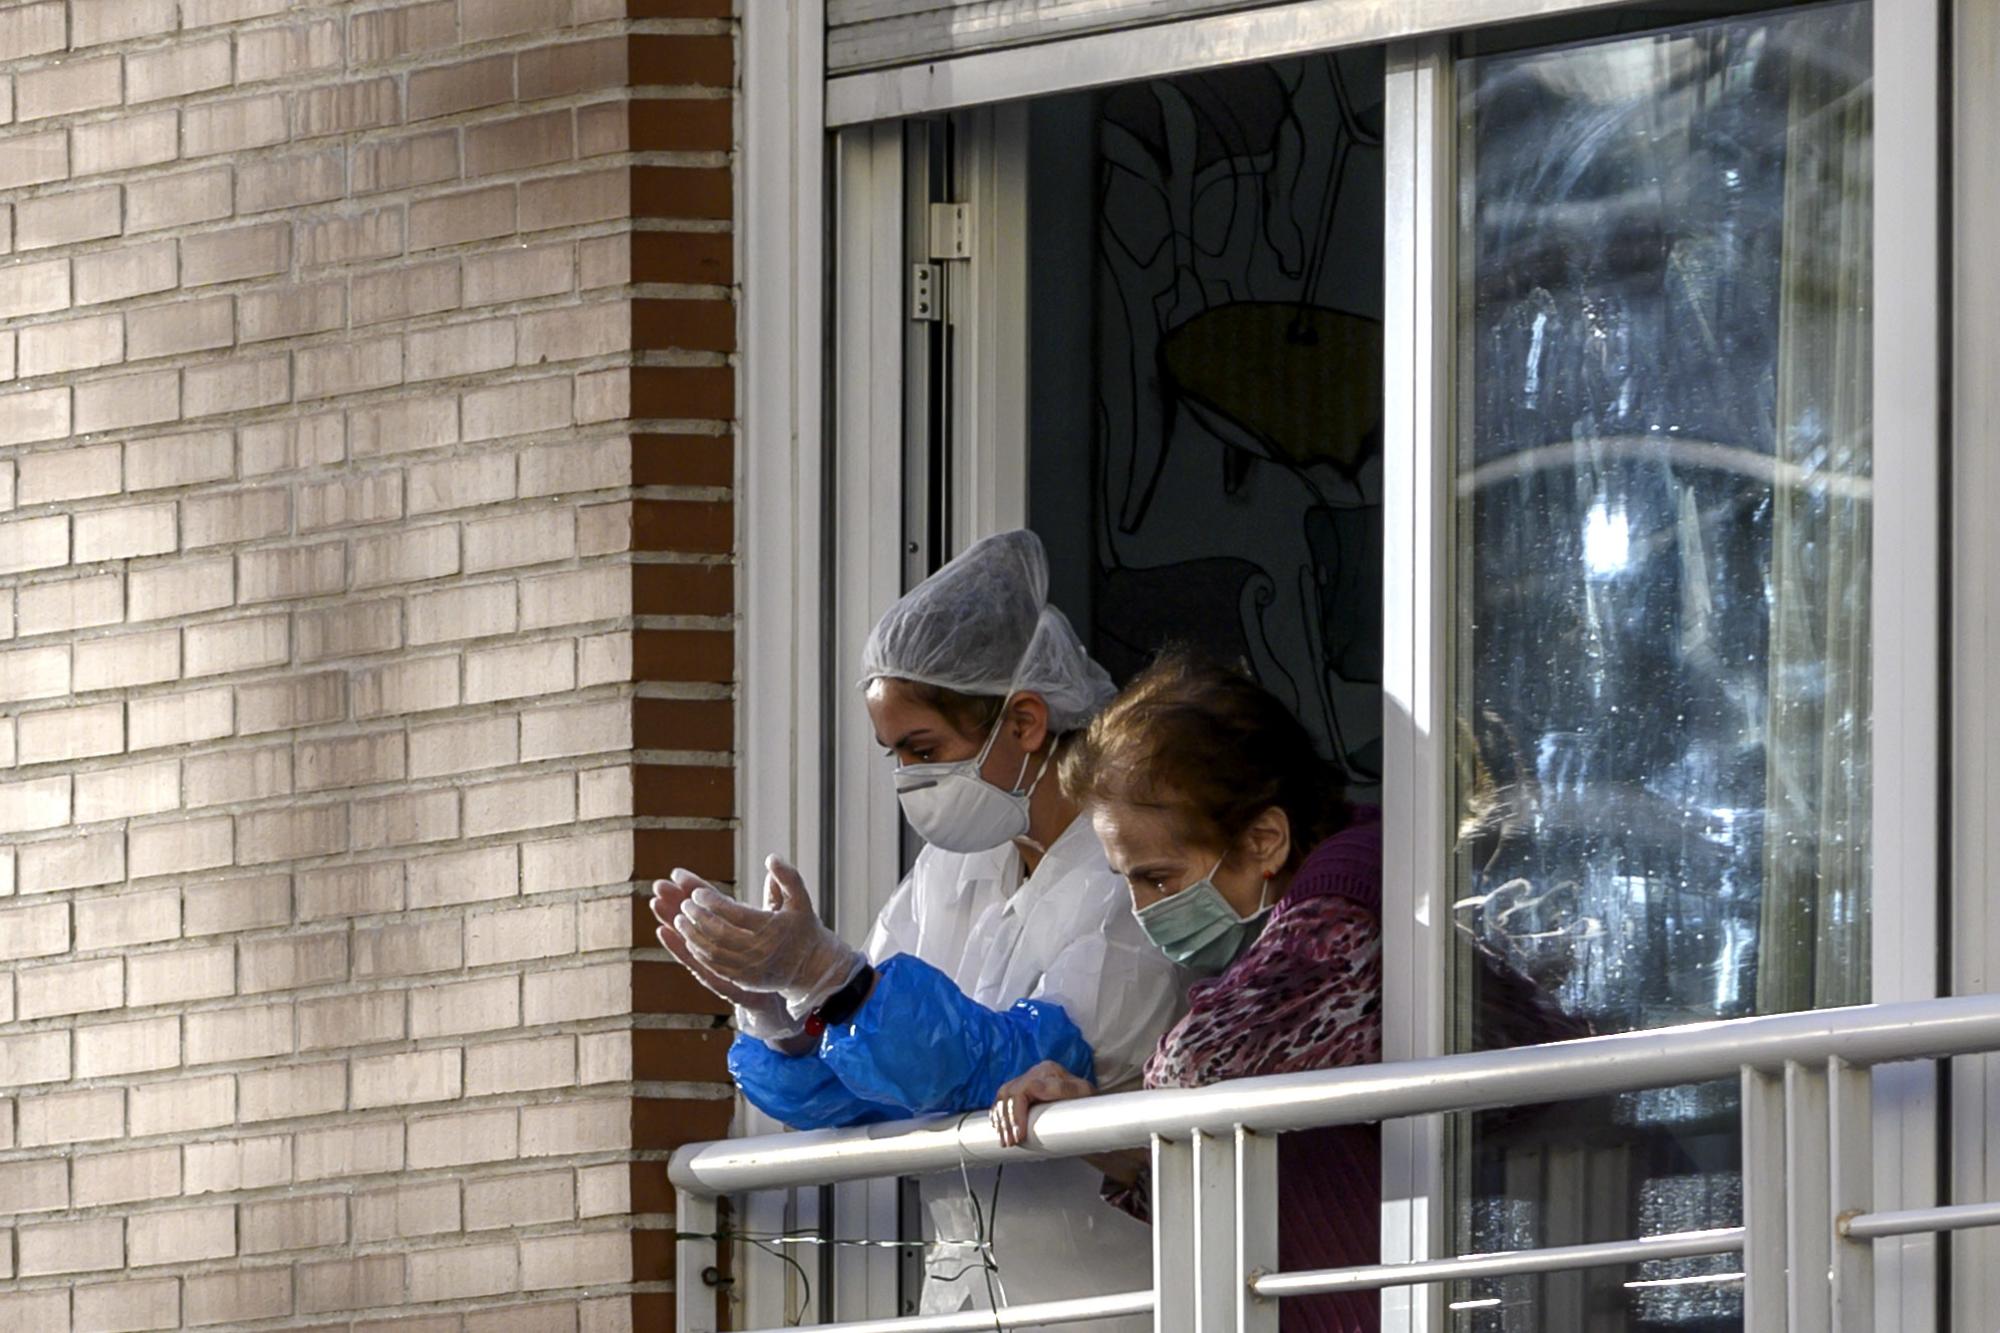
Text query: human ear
1006 691 1051 755
1242 806 1293 877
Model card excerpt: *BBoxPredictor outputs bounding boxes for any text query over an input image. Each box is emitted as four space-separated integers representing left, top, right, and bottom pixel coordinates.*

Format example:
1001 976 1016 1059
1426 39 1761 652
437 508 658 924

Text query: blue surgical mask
1132 858 1271 975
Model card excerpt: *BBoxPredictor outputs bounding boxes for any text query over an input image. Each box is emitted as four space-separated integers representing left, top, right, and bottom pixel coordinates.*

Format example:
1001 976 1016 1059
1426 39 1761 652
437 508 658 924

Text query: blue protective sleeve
727 1033 903 1130
818 953 1096 1115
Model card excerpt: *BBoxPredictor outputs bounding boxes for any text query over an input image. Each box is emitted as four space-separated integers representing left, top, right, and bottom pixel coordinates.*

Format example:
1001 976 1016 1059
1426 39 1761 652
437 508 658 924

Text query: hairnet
859 529 1116 732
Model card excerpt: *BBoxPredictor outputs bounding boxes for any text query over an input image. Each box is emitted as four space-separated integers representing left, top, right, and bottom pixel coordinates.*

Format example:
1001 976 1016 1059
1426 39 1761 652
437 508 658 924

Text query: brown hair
897 680 1007 739
1060 651 1350 870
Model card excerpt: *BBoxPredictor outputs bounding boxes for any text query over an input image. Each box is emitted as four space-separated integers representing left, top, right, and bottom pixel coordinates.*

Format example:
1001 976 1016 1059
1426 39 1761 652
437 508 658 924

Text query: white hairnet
859 529 1116 732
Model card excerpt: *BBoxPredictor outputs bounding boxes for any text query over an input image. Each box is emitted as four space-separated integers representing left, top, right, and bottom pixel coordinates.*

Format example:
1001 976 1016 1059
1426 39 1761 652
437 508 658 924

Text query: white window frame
744 0 1953 1326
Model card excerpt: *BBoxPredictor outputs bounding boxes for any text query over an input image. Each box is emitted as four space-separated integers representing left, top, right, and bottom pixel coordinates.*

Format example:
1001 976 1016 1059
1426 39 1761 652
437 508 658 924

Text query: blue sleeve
818 953 1095 1115
727 1033 904 1130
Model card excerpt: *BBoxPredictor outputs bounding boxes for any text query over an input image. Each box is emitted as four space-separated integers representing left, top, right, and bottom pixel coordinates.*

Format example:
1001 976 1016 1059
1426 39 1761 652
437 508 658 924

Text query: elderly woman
990 652 1384 1331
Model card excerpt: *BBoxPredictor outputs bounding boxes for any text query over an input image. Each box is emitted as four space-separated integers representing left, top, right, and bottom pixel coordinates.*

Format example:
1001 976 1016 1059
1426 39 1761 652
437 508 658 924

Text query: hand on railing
990 1058 1095 1146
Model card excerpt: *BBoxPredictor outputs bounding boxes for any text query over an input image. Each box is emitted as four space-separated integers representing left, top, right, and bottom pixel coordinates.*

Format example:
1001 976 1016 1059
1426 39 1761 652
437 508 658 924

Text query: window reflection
1450 3 1871 1327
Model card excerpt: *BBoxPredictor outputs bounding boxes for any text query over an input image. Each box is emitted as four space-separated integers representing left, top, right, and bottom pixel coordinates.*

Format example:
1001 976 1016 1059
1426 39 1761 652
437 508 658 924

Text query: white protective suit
865 814 1189 1327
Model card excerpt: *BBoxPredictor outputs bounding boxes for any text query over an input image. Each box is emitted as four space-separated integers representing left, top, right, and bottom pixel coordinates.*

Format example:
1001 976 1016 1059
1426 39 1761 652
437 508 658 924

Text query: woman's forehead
1090 800 1185 857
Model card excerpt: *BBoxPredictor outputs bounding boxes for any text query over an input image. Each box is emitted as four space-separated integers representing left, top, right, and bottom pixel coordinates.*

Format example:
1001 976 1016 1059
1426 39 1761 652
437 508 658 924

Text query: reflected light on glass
1447 1298 1504 1310
1583 500 1631 577
1623 1272 1746 1290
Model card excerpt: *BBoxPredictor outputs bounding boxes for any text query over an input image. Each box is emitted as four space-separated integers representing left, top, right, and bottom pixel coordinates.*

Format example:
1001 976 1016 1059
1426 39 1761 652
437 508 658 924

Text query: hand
651 871 801 1042
989 1059 1096 1148
675 855 865 1019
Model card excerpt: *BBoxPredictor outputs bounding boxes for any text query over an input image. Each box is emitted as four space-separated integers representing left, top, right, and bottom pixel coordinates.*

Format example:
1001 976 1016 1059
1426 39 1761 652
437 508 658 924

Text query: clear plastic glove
989 1058 1096 1147
676 855 866 1021
650 870 801 1043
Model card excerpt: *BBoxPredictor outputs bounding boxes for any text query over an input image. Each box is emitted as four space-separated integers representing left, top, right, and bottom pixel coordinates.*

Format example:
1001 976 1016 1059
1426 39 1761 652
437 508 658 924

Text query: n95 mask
894 715 1051 854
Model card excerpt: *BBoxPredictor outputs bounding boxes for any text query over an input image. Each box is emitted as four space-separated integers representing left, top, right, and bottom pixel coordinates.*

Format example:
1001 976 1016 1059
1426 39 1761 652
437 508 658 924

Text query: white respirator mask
893 711 1052 854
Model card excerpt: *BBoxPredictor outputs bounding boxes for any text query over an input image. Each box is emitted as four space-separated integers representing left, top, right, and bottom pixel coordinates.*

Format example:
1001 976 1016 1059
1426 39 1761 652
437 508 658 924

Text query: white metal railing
671 994 2000 1333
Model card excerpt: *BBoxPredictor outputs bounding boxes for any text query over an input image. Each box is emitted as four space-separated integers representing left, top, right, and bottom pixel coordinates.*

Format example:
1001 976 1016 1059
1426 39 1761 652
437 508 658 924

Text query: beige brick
353 1179 461 1242
126 167 233 234
355 258 460 326
0 3 65 61
407 318 516 382
465 774 576 840
129 1074 236 1137
353 917 460 979
409 452 516 515
299 205 406 268
127 37 231 103
74 889 178 951
236 19 342 84
236 671 346 735
519 1098 631 1159
126 295 234 362
185 354 292 420
353 524 459 589
239 280 345 343
523 699 631 761
468 1178 577 1243
353 1047 462 1110
73 1145 180 1208
298 988 403 1050
74 241 176 309
124 430 236 492
73 500 176 561
0 641 70 702
75 1015 178 1078
184 615 288 678
128 815 233 880
241 412 344 477
409 583 516 646
467 1035 576 1097
180 487 290 549
184 1267 293 1326
72 0 176 46
18 314 124 379
299 1252 406 1315
183 873 290 936
350 787 458 851
0 1030 70 1086
127 687 234 752
294 1121 403 1181
18 55 122 122
238 1060 345 1123
0 256 72 319
0 1158 67 1215
128 1204 234 1267
0 772 71 833
185 0 292 26
410 183 516 251
295 730 403 792
16 184 122 251
467 639 574 704
187 1000 295 1066
464 244 574 307
236 803 348 864
349 395 458 458
18 829 126 893
18 700 123 764
239 148 347 213
292 588 402 661
185 1134 291 1195
184 745 293 809
297 336 402 400
127 943 234 1007
294 76 401 138
15 571 122 638
239 930 347 994
0 900 68 960
184 93 289 158
352 127 459 198
73 1276 180 1333
467 108 574 178
296 861 401 921
522 961 626 1026
410 1108 518 1169
299 471 402 531
577 1162 630 1218
0 126 68 190
519 439 627 501
18 955 122 1019
466 510 576 573
0 387 72 446
350 1 456 64
411 975 520 1039
353 653 460 719
20 1086 125 1147
74 628 182 691
239 1192 344 1254
181 221 290 287
410 715 518 781
18 1216 124 1277
409 1240 519 1302
523 1231 631 1292
129 558 233 620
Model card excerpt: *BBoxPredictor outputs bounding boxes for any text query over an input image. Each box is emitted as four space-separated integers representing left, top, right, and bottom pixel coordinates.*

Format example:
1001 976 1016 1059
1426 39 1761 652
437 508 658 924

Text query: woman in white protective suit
650 530 1186 1325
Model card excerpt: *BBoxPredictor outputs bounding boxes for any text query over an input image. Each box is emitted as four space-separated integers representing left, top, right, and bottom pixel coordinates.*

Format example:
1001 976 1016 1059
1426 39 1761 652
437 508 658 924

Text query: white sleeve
1030 915 1187 1093
863 869 921 965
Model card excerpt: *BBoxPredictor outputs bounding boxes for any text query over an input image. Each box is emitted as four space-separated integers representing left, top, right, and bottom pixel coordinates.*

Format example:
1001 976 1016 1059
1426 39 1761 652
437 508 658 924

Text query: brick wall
0 1 737 1328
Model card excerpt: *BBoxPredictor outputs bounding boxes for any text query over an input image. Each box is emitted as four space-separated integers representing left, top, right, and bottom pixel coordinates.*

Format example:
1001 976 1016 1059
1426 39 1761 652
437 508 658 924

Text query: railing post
1742 1066 1789 1332
1827 1057 1874 1331
1154 1134 1196 1333
1785 1060 1833 1331
1193 1127 1239 1332
675 1186 721 1333
1235 1128 1279 1333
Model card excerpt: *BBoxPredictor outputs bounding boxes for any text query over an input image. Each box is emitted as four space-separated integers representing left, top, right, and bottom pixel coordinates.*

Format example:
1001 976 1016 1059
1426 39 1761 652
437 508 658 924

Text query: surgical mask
894 715 1052 854
1133 858 1272 975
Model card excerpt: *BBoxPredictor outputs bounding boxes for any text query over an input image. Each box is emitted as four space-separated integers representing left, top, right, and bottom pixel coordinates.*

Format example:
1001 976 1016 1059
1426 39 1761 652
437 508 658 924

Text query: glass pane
1450 3 1872 1328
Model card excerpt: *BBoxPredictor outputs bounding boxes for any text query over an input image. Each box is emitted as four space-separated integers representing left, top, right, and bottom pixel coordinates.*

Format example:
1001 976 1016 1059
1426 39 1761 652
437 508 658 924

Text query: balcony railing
671 993 2000 1333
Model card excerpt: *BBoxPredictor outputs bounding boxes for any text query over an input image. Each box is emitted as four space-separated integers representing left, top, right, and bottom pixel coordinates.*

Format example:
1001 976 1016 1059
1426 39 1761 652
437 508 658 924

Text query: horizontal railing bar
671 995 2000 1193
1251 1227 1745 1297
1842 1199 2000 1240
740 1289 1154 1333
